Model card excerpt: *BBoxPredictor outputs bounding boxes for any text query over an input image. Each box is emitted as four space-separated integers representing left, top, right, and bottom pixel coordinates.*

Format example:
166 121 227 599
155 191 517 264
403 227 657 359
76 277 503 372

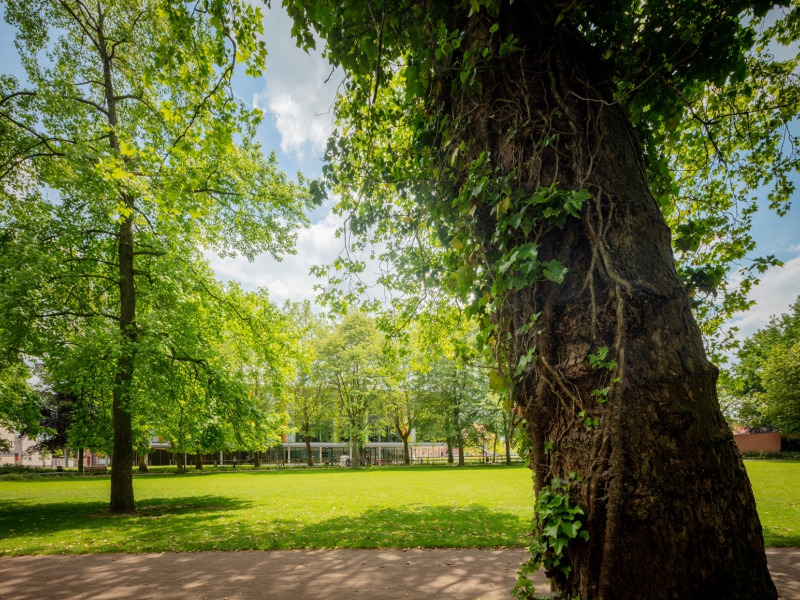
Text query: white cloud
253 5 342 159
728 253 800 339
789 243 800 252
266 93 330 157
208 204 386 308
207 210 344 305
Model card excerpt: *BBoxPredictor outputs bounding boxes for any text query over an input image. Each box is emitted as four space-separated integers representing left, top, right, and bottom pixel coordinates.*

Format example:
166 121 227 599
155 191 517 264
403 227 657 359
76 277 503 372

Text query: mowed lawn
0 461 797 556
0 465 534 555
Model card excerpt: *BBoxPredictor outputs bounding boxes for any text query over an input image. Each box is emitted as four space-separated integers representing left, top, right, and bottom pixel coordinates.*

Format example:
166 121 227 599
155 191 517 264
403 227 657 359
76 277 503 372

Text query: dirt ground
0 547 797 600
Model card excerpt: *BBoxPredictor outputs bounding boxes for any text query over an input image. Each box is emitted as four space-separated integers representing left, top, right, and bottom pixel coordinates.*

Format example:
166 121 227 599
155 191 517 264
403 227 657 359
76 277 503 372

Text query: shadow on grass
0 495 254 554
0 497 529 555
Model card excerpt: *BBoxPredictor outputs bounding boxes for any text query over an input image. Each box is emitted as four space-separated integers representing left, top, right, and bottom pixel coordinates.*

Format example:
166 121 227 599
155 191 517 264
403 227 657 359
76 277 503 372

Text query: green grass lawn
0 461 796 556
745 460 800 547
0 465 534 555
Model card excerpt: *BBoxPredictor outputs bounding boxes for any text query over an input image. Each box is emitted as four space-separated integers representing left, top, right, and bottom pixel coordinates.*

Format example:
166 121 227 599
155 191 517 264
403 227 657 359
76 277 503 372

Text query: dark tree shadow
0 496 253 553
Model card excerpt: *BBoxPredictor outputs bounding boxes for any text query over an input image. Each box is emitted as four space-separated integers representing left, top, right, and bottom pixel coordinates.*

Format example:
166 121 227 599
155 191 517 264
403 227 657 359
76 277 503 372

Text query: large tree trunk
437 5 777 598
304 435 314 467
175 452 184 474
195 452 203 470
402 433 410 465
456 433 465 467
253 451 261 468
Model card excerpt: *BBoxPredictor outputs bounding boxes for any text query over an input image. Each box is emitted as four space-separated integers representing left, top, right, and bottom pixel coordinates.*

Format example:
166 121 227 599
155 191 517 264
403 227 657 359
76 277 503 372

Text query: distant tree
382 331 434 465
21 390 76 465
724 297 800 431
421 357 487 467
760 342 800 436
0 363 42 453
283 302 331 466
319 312 386 468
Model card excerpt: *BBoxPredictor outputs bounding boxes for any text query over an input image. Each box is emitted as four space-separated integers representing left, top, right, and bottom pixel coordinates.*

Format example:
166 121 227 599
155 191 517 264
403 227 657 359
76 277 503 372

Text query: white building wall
0 427 44 467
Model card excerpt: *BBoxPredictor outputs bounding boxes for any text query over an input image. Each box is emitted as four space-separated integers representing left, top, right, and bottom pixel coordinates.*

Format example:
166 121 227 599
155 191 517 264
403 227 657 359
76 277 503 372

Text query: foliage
285 0 800 365
317 311 388 465
760 342 800 436
514 477 588 599
0 363 42 452
724 296 800 431
284 301 332 461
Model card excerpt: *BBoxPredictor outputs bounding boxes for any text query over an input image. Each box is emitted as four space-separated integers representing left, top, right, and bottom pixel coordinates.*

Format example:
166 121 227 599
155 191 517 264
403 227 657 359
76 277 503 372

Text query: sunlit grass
0 461 796 556
746 460 800 547
0 465 535 555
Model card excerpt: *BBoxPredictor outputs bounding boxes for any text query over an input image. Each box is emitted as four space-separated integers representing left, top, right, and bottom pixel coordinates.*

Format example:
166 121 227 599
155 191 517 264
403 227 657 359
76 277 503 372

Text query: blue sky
2 4 799 339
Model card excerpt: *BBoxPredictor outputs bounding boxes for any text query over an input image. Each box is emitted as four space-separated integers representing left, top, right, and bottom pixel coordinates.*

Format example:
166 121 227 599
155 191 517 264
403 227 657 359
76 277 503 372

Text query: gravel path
0 547 797 599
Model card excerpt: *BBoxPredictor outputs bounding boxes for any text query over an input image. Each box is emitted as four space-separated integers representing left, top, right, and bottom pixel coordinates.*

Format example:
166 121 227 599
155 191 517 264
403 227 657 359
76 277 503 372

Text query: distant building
0 427 44 467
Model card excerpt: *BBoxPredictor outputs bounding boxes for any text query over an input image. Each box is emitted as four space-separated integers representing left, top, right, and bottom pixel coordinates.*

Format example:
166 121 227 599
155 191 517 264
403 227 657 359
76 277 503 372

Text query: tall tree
723 296 800 430
724 296 800 433
283 0 800 596
1 0 316 512
285 302 331 467
318 311 385 468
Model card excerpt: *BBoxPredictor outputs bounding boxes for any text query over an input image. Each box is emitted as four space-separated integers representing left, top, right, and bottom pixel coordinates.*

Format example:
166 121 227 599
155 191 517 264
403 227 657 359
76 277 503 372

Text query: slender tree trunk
506 412 518 466
138 452 148 473
175 452 184 474
437 6 777 597
446 439 453 464
253 451 261 468
456 434 465 467
402 433 410 465
492 434 498 463
78 447 84 474
99 21 136 515
195 452 203 470
304 435 314 467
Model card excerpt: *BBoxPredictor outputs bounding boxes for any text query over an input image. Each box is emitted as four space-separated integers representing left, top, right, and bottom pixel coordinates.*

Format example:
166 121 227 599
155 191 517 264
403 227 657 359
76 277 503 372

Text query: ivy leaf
543 260 568 283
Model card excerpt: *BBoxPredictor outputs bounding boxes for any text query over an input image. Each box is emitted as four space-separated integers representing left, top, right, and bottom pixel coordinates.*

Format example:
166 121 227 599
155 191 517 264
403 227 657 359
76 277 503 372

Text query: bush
741 451 800 460
0 464 49 475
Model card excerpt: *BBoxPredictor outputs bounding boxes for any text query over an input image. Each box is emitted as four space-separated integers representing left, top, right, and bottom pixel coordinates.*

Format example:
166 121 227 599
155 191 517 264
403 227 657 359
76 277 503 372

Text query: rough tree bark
437 4 777 598
195 452 203 470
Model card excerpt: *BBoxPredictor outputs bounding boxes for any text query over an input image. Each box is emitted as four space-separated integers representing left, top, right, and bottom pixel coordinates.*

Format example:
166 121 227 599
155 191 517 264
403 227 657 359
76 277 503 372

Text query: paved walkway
0 548 797 599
